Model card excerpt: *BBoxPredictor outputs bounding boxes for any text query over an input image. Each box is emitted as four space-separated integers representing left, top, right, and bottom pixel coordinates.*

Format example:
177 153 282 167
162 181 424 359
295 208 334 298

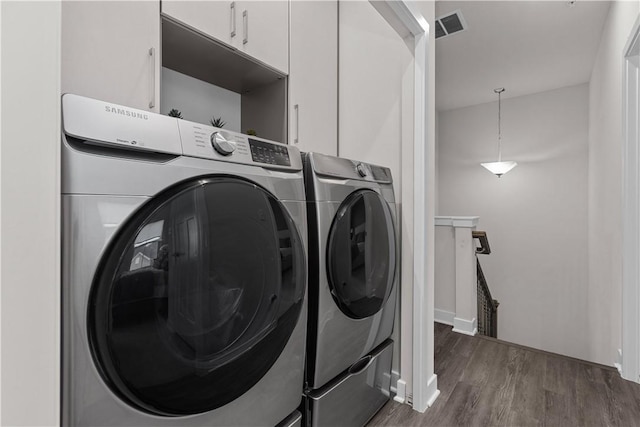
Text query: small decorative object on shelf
210 116 226 128
167 108 183 119
246 129 257 136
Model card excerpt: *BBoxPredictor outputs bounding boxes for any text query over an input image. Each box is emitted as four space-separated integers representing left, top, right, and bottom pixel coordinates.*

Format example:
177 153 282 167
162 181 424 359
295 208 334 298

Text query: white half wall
1 2 61 425
438 84 590 362
588 0 640 367
434 216 479 335
434 226 455 315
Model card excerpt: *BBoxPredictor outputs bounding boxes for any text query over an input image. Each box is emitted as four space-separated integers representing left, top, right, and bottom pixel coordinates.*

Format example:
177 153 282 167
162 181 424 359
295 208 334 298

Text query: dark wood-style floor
369 322 640 426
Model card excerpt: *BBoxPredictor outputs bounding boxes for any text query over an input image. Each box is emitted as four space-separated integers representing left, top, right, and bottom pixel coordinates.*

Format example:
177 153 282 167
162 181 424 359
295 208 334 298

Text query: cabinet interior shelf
161 15 288 143
162 16 286 95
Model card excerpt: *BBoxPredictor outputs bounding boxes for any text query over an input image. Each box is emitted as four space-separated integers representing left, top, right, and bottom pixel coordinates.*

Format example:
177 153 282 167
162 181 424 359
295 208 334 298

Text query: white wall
587 0 640 367
438 84 590 361
1 2 61 425
338 1 413 198
161 67 242 132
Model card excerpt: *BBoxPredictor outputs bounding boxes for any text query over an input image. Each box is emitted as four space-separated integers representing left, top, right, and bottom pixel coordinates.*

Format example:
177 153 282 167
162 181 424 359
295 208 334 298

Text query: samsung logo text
105 106 148 120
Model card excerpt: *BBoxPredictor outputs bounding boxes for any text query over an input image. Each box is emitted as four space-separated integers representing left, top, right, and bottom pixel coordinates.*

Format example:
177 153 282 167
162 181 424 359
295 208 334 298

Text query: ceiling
435 1 611 111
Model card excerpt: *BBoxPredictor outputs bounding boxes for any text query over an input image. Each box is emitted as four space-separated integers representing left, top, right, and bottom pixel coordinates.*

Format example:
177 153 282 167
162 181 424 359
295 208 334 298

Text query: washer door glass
88 177 305 416
326 189 396 319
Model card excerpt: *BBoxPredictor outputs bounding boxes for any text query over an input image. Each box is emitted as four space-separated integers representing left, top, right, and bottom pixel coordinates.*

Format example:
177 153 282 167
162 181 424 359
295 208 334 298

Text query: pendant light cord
495 88 505 162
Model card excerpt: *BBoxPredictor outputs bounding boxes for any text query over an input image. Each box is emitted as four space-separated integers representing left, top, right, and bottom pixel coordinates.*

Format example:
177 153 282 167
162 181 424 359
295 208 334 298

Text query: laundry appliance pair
61 94 398 427
301 153 399 427
61 94 306 427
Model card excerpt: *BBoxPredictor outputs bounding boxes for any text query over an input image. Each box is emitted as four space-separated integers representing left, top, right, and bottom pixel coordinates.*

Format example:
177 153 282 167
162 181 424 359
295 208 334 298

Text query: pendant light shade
480 161 518 177
481 88 517 178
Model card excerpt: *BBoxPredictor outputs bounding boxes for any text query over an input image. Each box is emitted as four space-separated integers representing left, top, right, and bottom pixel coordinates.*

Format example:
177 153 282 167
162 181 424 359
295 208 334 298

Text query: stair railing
473 231 499 338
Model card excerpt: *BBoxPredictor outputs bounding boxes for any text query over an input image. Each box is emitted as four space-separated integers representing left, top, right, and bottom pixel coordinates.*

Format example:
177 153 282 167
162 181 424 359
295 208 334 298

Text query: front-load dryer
61 94 307 426
302 153 398 426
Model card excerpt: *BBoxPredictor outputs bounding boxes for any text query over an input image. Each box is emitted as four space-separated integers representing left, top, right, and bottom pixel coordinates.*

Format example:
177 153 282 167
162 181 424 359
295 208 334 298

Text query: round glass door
326 189 396 319
88 177 305 416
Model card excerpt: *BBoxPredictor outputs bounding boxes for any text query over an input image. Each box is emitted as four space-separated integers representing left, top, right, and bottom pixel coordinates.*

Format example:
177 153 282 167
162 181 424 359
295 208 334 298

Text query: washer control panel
249 139 291 166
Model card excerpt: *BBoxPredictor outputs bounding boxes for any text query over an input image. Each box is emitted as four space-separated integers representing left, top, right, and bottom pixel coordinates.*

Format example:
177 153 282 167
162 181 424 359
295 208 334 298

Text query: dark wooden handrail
472 230 491 255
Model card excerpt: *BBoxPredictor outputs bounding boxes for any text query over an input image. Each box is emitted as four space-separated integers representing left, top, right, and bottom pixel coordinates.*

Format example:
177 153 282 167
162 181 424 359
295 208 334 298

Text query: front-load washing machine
302 152 398 426
61 94 307 426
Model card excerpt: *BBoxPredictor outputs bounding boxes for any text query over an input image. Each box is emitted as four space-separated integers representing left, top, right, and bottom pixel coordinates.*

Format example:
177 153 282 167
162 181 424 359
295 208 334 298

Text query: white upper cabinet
289 1 337 154
161 1 234 48
162 1 289 74
61 1 160 112
235 1 289 74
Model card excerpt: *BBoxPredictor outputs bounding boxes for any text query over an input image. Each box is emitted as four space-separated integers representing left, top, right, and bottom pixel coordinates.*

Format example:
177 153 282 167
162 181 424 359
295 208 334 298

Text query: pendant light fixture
481 88 517 177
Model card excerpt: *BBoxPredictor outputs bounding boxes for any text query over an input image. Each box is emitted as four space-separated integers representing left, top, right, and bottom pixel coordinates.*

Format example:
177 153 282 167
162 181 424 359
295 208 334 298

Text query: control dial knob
210 132 236 156
356 163 368 177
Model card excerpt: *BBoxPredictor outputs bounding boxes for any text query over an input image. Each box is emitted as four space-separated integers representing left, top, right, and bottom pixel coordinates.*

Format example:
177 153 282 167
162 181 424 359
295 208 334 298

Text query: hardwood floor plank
573 362 617 426
486 347 525 426
543 389 575 426
434 336 478 399
369 325 640 427
433 381 493 427
368 401 420 427
505 349 546 426
543 354 578 396
433 322 452 356
461 338 511 390
600 368 640 426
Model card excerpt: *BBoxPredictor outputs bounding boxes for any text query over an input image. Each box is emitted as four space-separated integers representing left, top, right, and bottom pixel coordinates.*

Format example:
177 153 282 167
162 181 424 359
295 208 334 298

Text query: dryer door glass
327 189 396 319
88 177 305 416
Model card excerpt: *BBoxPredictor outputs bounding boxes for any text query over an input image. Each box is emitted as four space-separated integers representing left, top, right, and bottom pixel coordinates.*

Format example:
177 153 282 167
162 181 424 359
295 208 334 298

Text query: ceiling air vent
435 10 467 39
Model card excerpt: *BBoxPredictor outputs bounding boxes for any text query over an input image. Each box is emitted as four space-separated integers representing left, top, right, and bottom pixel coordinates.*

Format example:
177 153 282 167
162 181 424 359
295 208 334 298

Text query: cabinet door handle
230 2 236 38
294 104 299 144
242 10 248 45
148 47 155 109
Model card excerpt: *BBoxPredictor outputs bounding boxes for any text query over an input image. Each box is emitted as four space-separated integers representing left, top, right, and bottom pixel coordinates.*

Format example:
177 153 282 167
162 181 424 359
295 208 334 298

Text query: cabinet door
289 1 337 154
236 1 289 74
161 1 235 49
61 1 160 112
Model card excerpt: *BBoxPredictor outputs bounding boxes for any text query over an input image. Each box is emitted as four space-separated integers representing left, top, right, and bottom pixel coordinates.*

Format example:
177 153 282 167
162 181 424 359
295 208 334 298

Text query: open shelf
161 17 287 143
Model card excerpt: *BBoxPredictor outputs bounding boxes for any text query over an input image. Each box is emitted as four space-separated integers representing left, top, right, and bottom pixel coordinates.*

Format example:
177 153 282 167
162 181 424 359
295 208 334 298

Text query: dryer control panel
309 152 393 184
177 121 301 171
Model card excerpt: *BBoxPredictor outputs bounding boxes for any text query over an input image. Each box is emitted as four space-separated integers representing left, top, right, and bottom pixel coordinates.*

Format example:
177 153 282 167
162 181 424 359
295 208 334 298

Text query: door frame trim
370 0 438 412
622 14 640 384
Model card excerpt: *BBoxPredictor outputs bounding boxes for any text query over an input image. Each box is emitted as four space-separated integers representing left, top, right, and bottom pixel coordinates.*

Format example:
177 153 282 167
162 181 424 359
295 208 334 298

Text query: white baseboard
452 317 477 336
615 348 623 375
411 374 439 413
425 374 440 408
393 378 407 404
434 309 455 326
